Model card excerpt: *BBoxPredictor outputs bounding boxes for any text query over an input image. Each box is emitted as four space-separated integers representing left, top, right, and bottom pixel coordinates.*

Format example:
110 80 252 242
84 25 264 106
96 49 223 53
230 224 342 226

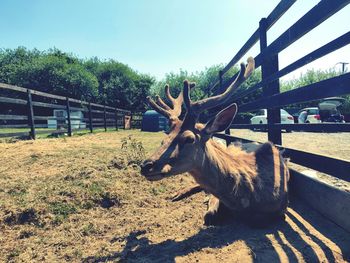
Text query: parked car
296 107 321 124
297 97 345 123
318 97 345 123
250 109 294 131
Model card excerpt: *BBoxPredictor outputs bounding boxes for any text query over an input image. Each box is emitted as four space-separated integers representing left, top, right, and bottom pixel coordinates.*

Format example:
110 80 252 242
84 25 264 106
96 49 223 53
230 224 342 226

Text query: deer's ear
203 103 238 135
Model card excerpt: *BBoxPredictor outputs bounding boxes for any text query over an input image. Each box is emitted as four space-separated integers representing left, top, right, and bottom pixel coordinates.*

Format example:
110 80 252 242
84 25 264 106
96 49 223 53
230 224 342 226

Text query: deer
140 57 289 226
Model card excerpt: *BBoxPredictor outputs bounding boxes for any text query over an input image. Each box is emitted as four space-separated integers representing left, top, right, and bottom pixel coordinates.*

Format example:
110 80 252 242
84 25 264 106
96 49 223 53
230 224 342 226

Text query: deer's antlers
147 83 195 124
184 57 255 117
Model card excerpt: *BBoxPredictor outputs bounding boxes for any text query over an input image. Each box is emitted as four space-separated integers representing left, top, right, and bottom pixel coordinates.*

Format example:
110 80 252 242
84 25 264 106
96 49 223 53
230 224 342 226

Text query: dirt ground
0 130 349 262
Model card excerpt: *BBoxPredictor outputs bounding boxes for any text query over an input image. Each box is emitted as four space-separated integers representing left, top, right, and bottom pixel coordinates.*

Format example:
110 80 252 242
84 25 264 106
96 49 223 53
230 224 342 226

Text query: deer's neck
190 140 257 206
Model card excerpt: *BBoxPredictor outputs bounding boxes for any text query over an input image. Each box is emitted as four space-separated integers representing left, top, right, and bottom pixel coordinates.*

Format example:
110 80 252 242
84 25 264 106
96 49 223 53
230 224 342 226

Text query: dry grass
0 130 349 262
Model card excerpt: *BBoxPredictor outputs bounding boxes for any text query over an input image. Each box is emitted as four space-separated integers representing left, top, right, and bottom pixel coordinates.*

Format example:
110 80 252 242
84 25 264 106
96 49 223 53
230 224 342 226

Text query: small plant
49 201 77 224
120 135 146 167
81 223 97 236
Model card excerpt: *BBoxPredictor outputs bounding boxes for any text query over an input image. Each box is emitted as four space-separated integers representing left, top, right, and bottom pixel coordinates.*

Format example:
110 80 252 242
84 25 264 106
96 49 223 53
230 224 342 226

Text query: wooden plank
66 97 72 136
0 83 27 93
34 116 65 121
239 72 350 112
35 129 67 135
30 89 66 100
0 114 28 120
0 124 28 128
103 106 107 132
289 168 350 233
115 109 119 131
230 123 350 132
284 148 350 183
88 103 93 133
259 17 281 145
68 98 88 105
0 96 27 105
0 131 30 138
70 106 88 112
91 109 104 114
32 101 66 109
90 103 115 111
27 89 36 139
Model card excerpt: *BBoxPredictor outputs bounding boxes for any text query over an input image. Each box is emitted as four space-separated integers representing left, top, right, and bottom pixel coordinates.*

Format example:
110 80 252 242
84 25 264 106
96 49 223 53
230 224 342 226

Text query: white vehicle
296 107 321 124
250 109 294 132
250 109 295 125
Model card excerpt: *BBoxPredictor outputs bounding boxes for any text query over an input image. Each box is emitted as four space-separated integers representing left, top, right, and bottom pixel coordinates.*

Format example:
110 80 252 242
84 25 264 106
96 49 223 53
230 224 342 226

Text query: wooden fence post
66 97 72 136
219 70 231 145
88 102 93 133
259 18 282 145
27 89 36 139
103 105 107 132
115 109 119 131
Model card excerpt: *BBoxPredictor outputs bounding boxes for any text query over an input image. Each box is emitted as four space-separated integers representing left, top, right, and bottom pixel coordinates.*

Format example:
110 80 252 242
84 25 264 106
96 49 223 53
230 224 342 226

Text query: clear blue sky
0 0 349 80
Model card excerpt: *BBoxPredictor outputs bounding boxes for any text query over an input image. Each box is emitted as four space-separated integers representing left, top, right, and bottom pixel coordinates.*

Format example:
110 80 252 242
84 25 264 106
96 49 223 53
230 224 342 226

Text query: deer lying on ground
140 58 289 226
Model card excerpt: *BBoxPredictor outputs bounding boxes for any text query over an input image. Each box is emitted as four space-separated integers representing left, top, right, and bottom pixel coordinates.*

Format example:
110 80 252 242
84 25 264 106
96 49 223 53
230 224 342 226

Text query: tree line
0 47 154 111
0 47 348 114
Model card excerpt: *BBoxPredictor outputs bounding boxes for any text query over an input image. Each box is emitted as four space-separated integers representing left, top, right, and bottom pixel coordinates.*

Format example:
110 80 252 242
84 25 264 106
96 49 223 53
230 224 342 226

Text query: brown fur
141 121 289 225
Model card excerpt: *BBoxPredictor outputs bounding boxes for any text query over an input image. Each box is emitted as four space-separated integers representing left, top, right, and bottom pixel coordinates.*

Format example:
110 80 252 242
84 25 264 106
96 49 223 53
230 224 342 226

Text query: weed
7 249 20 261
120 135 145 166
7 186 27 197
81 223 98 236
150 185 167 196
87 182 105 196
49 201 77 221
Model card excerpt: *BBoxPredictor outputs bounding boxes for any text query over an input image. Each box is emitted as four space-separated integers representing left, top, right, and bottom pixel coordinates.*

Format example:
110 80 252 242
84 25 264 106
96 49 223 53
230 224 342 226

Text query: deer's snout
140 160 154 175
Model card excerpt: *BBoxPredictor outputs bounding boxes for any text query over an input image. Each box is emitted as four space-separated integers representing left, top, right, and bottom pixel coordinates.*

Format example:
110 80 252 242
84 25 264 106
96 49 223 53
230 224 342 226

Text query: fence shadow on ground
83 196 350 262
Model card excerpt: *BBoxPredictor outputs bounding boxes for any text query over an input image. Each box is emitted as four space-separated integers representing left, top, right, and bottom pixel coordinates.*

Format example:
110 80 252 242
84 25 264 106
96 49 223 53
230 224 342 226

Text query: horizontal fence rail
0 82 133 139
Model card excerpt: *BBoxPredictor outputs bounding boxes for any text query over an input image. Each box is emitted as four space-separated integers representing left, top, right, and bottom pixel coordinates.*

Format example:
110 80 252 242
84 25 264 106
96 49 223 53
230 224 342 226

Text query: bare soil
0 130 349 262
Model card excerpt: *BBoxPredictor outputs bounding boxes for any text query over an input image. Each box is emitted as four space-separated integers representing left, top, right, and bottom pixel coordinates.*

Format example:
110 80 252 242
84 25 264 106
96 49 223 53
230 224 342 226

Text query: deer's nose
140 160 154 175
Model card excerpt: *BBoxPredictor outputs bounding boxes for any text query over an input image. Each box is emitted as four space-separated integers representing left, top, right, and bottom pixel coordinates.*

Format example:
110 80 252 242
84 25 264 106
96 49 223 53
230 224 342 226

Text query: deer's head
140 58 255 181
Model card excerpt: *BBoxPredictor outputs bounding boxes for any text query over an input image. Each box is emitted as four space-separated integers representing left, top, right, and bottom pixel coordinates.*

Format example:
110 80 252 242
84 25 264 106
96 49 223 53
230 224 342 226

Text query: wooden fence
0 83 132 139
208 0 350 232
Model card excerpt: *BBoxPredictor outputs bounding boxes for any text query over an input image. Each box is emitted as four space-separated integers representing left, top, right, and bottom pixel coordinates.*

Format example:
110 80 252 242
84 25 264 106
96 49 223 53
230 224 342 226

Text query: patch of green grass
150 185 167 196
7 249 20 261
87 182 105 196
81 222 98 236
49 201 77 223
